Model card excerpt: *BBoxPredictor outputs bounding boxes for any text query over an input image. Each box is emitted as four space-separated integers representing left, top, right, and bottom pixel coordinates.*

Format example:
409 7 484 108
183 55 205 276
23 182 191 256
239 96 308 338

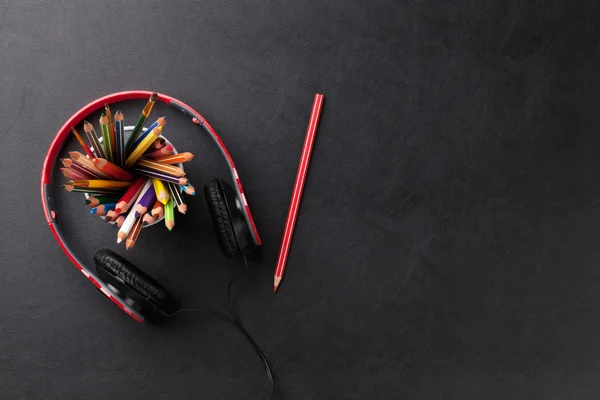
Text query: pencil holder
60 98 195 250
84 126 184 228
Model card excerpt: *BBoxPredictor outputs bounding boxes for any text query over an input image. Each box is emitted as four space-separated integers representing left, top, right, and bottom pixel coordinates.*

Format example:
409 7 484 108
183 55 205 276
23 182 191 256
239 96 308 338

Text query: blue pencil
90 203 117 216
179 184 196 195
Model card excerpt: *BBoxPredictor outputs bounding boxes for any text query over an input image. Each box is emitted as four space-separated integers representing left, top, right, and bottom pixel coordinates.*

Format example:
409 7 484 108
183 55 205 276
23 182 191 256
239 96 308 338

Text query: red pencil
273 93 324 292
114 177 146 214
93 158 136 181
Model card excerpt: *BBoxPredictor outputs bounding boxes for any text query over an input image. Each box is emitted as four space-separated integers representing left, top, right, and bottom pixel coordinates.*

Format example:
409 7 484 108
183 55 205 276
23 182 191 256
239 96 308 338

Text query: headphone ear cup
204 179 240 258
94 249 177 316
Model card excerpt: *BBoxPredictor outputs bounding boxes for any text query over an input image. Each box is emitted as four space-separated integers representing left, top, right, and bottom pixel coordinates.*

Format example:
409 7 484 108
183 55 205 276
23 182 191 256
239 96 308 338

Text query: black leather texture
205 179 240 258
94 249 169 307
3 0 600 399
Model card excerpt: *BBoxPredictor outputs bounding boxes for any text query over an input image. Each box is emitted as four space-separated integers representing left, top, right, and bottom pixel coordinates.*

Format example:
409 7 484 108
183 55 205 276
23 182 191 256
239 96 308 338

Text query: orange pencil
125 217 143 250
154 152 194 165
71 128 95 158
93 158 136 181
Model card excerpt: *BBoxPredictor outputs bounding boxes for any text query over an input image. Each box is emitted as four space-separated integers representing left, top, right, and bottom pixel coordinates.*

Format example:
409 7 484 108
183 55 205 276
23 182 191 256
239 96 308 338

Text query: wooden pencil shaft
63 185 125 195
274 93 325 291
135 159 185 177
125 93 156 153
133 167 188 185
125 126 162 167
84 121 106 159
69 180 132 189
154 152 194 165
167 182 184 206
100 116 114 163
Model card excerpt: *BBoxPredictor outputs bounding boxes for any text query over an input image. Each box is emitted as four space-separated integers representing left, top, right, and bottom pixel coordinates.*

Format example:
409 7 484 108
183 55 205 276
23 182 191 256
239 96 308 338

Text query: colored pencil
67 179 133 189
105 104 117 158
132 117 166 149
154 152 194 165
147 137 166 151
151 200 164 220
105 210 117 222
133 167 188 185
90 203 116 216
125 126 163 167
167 182 187 214
84 120 106 159
69 151 111 179
61 184 125 195
142 213 155 226
125 92 157 153
151 178 169 205
133 181 156 217
93 158 136 181
125 217 143 250
115 215 125 228
164 197 175 231
99 114 114 163
135 158 185 177
71 128 95 158
62 159 104 180
180 184 196 195
274 93 325 292
85 195 121 207
114 111 125 167
143 145 174 159
114 177 146 214
117 184 148 243
60 167 86 180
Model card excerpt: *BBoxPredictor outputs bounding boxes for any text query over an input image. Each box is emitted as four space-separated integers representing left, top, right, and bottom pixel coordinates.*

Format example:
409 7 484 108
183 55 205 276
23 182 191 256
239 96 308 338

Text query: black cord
161 255 274 400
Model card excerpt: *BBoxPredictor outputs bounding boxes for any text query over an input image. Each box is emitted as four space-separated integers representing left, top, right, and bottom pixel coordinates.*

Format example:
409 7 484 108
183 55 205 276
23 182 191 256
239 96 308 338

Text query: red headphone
41 91 263 322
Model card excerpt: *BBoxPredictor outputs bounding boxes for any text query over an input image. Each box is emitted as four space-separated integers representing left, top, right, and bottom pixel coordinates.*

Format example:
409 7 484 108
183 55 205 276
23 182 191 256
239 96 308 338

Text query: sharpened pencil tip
90 209 96 214
168 227 172 231
274 285 278 292
116 238 122 244
150 92 157 101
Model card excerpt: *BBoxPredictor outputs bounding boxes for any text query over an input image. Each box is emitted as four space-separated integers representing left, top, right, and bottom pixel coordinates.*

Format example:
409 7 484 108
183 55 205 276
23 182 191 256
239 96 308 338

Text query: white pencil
117 179 152 243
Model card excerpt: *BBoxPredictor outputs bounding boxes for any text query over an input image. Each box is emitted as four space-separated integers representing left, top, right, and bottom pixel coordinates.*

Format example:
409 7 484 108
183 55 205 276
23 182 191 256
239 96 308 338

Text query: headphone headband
41 91 262 322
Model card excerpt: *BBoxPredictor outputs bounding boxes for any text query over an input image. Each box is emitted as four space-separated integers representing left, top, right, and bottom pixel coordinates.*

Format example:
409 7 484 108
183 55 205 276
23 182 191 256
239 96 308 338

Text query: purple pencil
132 167 189 185
133 182 157 217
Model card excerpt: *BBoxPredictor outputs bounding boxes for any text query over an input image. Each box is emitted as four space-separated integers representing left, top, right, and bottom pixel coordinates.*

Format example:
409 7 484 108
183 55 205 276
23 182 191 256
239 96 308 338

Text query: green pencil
164 196 175 231
125 92 157 155
100 114 114 162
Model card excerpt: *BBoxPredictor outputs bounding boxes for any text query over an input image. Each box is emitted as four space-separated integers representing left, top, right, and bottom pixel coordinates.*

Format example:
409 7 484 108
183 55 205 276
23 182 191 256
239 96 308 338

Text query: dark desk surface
2 0 600 399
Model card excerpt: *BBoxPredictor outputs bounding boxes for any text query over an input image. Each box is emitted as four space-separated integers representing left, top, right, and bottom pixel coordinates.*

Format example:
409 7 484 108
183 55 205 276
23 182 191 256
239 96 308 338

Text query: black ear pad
94 249 178 316
205 179 241 258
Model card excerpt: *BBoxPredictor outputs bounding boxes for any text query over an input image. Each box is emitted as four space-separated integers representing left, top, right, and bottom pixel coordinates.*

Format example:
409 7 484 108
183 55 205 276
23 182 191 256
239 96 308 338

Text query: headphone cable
161 255 275 400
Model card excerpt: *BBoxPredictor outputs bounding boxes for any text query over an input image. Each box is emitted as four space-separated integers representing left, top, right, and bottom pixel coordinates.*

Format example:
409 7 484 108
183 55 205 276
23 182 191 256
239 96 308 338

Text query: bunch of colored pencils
60 93 196 250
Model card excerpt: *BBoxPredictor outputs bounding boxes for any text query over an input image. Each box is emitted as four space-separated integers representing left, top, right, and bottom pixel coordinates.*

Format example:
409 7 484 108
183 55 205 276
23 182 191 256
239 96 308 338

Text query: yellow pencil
125 126 163 167
68 180 133 189
152 178 170 205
